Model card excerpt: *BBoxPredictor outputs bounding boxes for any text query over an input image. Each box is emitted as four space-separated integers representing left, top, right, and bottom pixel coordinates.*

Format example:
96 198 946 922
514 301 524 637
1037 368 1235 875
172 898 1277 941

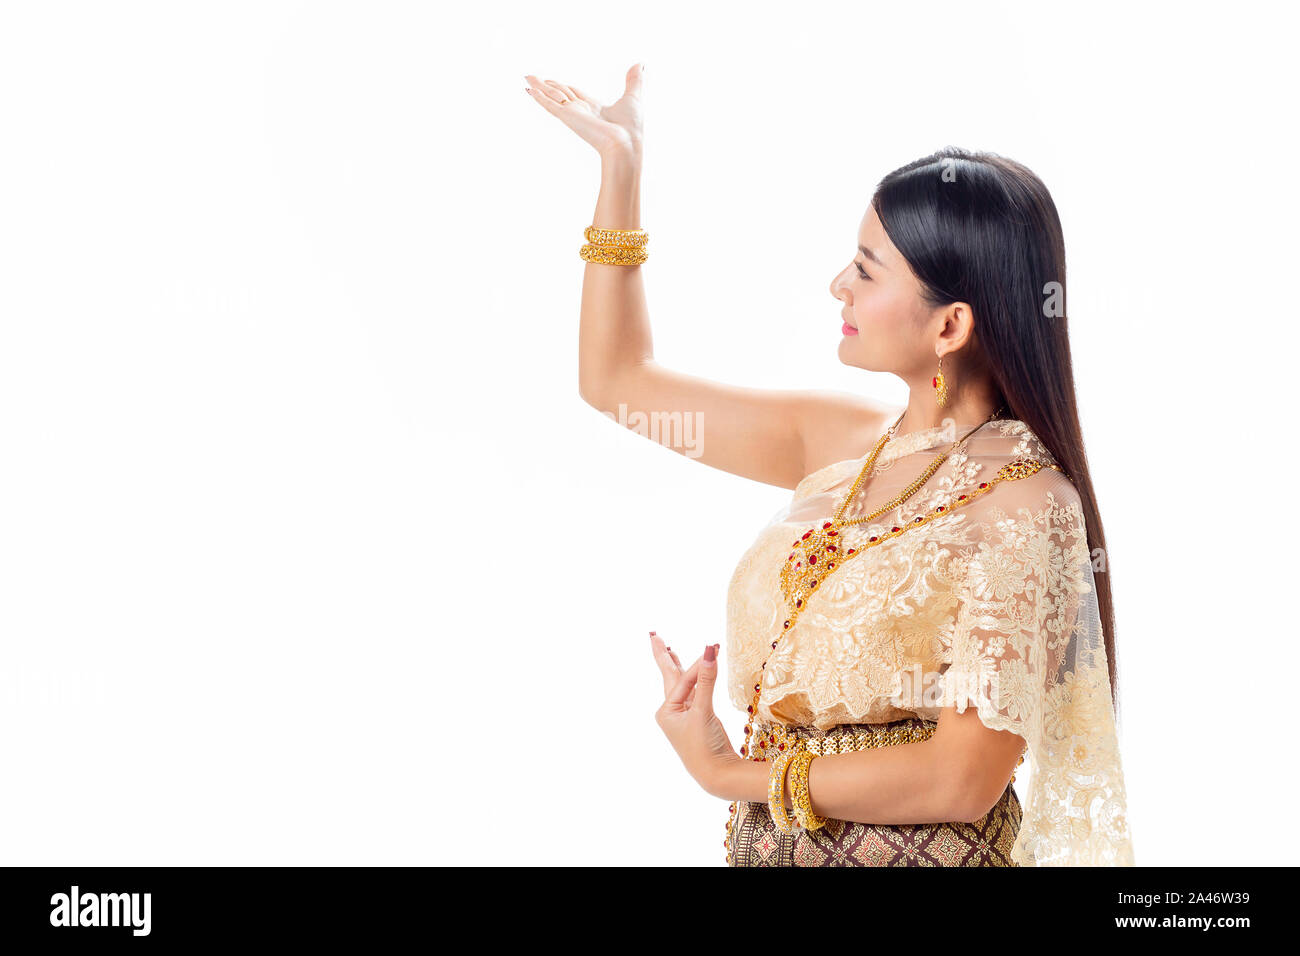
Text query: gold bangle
579 243 648 266
767 749 797 834
584 224 648 248
788 748 828 831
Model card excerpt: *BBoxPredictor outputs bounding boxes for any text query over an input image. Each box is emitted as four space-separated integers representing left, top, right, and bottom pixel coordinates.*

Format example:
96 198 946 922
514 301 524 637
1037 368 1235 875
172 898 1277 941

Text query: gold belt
748 718 937 757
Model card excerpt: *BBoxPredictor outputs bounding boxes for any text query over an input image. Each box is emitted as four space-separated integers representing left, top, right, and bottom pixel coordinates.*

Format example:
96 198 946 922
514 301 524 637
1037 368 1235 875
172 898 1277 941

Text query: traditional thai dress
723 416 1134 866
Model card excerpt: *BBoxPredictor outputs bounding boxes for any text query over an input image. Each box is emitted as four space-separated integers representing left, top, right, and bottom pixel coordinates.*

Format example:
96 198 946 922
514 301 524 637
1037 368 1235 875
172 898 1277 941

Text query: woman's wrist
711 755 775 804
598 139 642 170
593 150 642 232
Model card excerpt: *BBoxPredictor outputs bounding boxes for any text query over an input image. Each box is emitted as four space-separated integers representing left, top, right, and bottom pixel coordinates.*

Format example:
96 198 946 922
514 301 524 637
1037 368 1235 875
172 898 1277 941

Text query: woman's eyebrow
858 244 886 267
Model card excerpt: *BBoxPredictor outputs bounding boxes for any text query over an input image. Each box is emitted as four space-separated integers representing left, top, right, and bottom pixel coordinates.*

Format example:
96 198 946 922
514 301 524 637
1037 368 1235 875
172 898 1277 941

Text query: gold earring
932 355 949 407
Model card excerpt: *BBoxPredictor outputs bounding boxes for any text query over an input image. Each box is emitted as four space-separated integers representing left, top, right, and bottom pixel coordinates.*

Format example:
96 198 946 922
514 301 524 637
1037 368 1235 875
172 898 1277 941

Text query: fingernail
704 644 716 663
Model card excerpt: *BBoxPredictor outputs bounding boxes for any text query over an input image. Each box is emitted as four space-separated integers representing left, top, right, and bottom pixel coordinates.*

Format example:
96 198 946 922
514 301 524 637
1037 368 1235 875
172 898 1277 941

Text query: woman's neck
894 383 1004 438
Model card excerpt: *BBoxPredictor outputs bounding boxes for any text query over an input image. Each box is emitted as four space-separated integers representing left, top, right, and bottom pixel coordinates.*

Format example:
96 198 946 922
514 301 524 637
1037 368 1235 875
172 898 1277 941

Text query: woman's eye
855 262 871 280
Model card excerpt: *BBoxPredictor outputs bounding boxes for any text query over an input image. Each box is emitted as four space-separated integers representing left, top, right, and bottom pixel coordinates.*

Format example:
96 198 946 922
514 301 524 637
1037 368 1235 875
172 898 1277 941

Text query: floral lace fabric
724 416 1135 866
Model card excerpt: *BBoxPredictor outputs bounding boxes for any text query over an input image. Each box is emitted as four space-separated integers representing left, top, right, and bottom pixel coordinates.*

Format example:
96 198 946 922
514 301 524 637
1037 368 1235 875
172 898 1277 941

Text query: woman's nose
830 270 847 300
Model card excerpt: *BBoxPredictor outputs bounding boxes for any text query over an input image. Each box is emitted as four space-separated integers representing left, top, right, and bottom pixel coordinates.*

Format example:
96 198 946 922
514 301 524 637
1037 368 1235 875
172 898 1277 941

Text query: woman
526 64 1134 866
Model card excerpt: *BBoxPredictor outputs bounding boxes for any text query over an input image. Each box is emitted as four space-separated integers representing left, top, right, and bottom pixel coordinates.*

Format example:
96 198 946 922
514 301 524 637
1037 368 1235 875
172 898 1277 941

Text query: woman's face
829 204 933 376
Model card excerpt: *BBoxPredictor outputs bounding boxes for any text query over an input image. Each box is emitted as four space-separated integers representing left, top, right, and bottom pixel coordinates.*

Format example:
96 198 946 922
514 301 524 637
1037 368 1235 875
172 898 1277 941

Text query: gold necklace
777 406 1002 621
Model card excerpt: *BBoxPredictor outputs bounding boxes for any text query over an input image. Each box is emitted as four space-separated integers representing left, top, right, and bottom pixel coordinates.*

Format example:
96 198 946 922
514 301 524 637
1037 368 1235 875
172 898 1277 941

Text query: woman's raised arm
527 64 893 490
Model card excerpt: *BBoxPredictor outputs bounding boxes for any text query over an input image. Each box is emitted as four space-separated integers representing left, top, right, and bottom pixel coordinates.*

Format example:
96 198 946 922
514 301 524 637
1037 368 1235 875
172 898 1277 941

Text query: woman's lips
842 322 858 335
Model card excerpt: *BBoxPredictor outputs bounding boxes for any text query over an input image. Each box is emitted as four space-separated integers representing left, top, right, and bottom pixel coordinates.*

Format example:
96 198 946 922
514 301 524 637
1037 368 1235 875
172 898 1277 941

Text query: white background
0 0 1292 865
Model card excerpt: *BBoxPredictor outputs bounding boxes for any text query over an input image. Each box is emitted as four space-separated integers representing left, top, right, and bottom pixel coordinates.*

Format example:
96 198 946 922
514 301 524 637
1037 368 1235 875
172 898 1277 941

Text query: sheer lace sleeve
933 467 1135 866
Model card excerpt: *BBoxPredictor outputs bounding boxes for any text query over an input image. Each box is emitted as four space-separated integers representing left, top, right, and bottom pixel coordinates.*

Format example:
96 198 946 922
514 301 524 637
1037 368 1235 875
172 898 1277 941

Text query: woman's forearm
577 149 653 405
721 740 980 825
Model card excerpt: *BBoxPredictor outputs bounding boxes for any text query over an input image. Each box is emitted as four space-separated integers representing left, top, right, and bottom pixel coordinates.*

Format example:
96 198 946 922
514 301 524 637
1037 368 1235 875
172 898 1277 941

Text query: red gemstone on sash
891 526 901 533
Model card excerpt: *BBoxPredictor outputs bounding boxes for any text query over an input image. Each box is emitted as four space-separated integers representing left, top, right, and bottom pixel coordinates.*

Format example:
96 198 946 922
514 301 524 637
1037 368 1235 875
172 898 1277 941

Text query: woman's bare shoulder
797 391 902 478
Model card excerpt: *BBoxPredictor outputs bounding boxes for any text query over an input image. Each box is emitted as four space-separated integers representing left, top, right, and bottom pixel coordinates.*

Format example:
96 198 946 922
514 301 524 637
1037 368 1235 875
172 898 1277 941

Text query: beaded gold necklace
723 408 1065 861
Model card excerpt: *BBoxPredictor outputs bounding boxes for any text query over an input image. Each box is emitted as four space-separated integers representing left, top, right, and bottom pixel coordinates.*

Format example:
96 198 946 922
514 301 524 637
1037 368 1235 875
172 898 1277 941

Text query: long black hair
871 146 1120 714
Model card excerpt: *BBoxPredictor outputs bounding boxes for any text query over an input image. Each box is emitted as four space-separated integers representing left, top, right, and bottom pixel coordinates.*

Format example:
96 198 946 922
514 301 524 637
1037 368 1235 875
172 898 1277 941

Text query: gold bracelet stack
767 749 797 833
787 749 828 831
579 223 648 265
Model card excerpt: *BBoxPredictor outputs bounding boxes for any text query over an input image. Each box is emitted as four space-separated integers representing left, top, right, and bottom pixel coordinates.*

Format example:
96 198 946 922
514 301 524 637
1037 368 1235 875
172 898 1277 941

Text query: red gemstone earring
932 355 949 408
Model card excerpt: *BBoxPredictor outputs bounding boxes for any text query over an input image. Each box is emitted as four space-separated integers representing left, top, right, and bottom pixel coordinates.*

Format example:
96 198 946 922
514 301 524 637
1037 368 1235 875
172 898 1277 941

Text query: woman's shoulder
985 417 1060 466
799 400 904 479
964 418 1083 515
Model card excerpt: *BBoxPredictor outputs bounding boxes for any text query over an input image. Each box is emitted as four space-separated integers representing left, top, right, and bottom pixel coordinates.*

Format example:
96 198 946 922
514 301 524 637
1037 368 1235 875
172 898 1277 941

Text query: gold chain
832 407 1000 529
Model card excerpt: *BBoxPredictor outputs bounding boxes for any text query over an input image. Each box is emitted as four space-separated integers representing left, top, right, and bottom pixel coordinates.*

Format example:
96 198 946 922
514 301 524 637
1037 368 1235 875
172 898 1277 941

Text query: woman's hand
649 632 743 799
524 63 645 161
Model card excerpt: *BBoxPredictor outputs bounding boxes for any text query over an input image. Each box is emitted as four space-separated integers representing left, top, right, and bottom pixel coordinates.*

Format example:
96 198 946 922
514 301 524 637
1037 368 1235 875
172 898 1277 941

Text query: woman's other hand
524 63 645 161
650 632 742 798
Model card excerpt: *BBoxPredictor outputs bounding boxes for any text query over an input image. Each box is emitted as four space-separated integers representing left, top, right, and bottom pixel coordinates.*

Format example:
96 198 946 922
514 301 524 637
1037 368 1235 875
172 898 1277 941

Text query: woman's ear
935 301 977 354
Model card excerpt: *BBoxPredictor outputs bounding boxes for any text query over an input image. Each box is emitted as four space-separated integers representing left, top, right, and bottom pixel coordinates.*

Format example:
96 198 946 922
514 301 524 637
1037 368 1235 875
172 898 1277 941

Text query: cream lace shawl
724 416 1135 866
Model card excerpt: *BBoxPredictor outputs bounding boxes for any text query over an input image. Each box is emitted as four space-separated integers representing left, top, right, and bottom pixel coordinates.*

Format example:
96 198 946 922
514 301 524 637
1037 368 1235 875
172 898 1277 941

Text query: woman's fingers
543 79 579 103
649 633 685 696
651 633 710 707
621 62 644 99
566 83 601 110
649 634 672 692
525 85 566 115
666 655 704 707
525 74 568 105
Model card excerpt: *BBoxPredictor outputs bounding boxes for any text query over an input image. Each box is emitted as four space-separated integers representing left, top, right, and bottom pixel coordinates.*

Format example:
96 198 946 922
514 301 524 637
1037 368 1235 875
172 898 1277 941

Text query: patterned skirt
725 715 1022 867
